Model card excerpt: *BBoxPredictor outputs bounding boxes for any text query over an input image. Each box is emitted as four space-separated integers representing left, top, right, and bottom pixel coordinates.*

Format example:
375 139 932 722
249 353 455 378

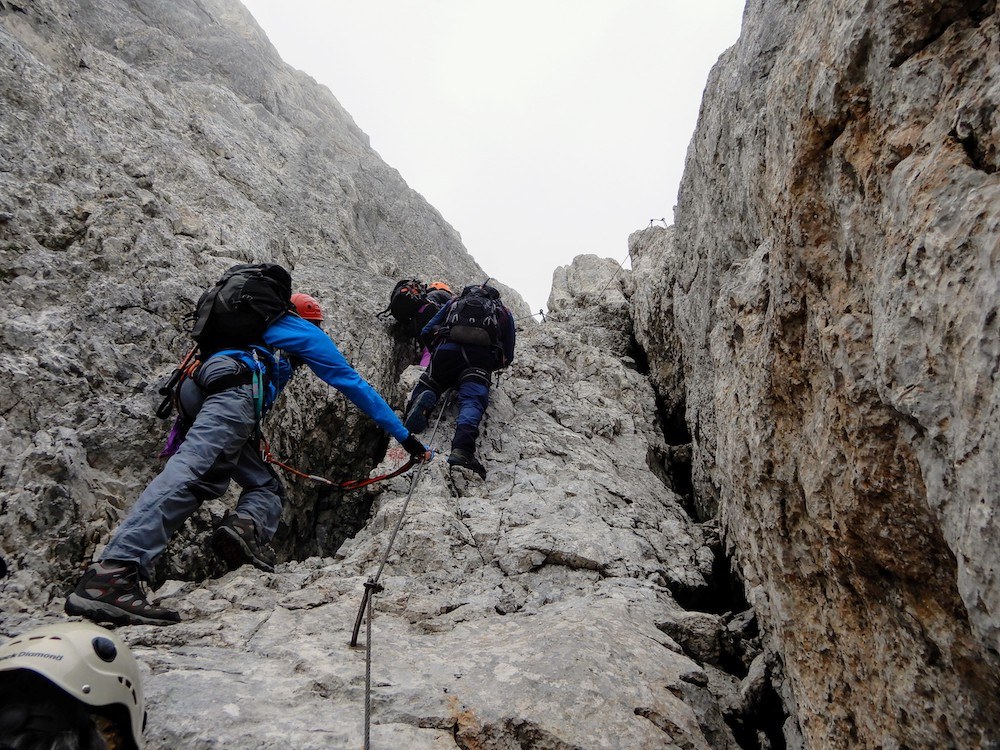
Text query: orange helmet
427 281 452 293
291 292 323 321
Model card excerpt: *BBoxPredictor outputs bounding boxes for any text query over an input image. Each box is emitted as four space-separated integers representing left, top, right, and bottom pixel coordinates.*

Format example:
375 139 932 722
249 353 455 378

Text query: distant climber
65 264 430 626
0 621 146 750
381 278 456 365
414 281 455 366
417 281 455 328
403 282 515 477
381 278 425 333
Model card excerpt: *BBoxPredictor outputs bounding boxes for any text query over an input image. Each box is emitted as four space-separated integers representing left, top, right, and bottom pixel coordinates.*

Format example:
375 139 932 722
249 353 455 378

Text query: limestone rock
3 257 755 749
0 2 764 747
630 1 1000 748
0 0 524 600
6 0 997 747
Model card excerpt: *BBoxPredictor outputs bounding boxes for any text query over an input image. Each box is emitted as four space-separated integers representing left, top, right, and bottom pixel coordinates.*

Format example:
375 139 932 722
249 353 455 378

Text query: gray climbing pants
101 355 285 579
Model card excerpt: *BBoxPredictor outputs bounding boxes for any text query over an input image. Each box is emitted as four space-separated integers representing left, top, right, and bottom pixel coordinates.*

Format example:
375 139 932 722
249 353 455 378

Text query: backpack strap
189 282 223 341
201 347 278 418
196 363 254 396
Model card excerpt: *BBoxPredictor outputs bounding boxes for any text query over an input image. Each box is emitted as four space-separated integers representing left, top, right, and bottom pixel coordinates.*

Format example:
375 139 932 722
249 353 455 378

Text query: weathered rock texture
630 1 1000 748
3 256 777 749
0 0 524 600
0 1 775 748
4 0 1000 748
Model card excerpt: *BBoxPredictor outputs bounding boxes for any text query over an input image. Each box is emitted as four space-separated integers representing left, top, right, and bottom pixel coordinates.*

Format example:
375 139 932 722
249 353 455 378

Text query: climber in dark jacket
403 283 515 477
66 293 430 627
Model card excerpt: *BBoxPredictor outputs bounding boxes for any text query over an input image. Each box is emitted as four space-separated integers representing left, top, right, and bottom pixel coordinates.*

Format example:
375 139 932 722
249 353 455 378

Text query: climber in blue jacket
66 293 429 627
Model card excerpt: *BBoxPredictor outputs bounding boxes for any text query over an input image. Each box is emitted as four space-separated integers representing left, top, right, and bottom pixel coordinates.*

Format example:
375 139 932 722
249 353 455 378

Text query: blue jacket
421 298 516 367
256 314 410 443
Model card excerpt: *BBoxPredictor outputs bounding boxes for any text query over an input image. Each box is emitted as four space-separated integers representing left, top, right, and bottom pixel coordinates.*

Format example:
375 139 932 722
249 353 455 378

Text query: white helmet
0 621 145 748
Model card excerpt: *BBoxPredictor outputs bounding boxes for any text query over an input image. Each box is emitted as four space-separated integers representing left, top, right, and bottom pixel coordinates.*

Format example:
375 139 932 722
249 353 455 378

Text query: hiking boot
447 448 486 478
211 514 276 573
65 561 181 626
403 390 437 434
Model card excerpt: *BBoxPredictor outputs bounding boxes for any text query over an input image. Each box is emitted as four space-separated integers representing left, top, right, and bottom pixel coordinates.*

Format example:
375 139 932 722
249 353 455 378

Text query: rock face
0 0 523 600
0 2 773 749
630 1 1000 748
3 252 778 749
3 0 999 748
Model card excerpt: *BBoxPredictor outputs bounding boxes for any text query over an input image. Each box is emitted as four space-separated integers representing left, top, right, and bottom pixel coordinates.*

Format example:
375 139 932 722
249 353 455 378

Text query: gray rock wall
4 0 998 747
0 2 776 748
630 1 1000 748
0 0 524 599
3 256 778 749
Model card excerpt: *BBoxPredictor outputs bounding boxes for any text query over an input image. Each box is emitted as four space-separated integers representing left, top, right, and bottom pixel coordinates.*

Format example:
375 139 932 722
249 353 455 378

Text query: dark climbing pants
409 346 494 453
101 355 285 579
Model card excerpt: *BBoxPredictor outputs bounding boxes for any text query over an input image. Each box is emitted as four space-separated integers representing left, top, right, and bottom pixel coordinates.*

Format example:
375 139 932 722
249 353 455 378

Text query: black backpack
385 279 426 327
425 288 454 308
444 285 501 347
156 263 291 419
190 263 293 354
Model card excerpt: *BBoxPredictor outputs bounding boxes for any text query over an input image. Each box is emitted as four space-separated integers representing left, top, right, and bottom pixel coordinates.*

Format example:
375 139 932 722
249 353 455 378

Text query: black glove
419 326 440 349
401 434 430 461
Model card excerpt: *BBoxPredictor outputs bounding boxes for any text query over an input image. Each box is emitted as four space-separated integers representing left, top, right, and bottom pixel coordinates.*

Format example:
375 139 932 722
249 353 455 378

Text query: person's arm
420 301 451 347
263 316 418 449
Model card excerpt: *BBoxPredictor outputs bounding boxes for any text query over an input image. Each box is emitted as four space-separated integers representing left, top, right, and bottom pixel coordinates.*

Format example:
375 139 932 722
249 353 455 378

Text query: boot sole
65 593 179 627
403 411 429 434
447 459 487 479
211 526 275 573
403 391 437 434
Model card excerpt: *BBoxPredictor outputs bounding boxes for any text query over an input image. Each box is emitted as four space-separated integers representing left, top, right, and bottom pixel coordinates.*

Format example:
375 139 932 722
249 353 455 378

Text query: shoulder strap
190 283 223 340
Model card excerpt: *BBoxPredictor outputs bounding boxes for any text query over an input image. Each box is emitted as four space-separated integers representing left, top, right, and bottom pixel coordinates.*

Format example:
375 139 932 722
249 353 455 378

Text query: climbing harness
155 345 198 418
348 391 454 750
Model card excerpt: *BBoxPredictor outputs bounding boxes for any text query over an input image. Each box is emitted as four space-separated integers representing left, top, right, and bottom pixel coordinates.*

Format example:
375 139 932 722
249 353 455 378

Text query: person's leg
66 357 255 625
403 385 439 434
447 365 491 477
451 367 491 453
403 353 456 432
100 363 256 577
211 444 285 572
232 446 286 540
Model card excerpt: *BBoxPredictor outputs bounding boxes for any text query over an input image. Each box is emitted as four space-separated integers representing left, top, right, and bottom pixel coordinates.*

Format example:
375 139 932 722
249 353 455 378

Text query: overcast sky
239 1 746 313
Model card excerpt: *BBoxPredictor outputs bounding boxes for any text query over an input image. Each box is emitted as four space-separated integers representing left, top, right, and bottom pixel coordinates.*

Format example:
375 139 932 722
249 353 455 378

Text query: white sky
239 1 746 312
